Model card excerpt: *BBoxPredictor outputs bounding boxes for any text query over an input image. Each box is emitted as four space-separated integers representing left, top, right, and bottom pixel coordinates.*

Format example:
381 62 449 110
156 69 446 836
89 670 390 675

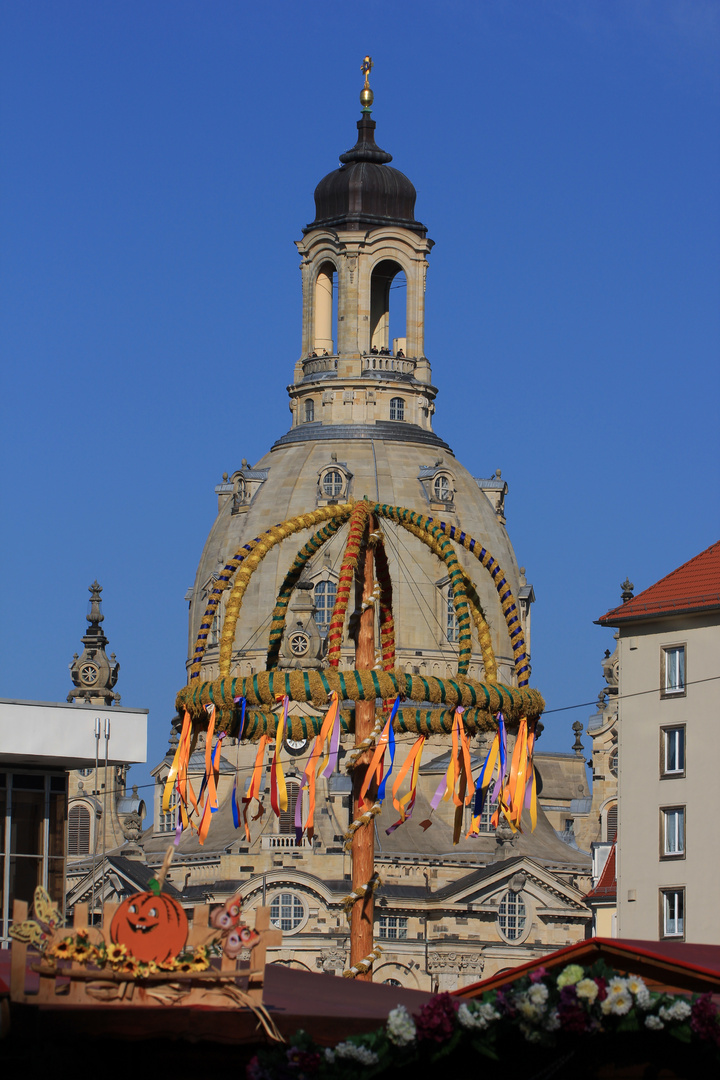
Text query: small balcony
302 354 338 377
261 833 313 850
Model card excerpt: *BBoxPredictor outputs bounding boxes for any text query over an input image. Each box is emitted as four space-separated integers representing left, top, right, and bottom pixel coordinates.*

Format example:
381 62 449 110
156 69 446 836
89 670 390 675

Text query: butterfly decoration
209 891 260 958
9 886 63 953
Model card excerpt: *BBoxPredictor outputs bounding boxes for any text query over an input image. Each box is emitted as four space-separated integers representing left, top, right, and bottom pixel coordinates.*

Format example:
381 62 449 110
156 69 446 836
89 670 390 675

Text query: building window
609 748 618 777
434 475 451 501
0 772 66 943
446 592 459 643
322 470 343 497
662 726 685 776
390 397 405 421
314 580 337 636
604 802 618 842
270 892 305 932
278 782 300 836
379 916 408 940
383 978 402 986
662 645 685 696
304 399 315 423
498 891 527 941
67 805 91 856
662 807 685 857
158 798 177 834
661 888 684 938
476 797 498 833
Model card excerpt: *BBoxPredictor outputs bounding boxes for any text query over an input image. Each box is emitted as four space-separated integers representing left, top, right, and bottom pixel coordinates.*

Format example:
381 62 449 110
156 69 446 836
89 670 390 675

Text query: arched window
314 580 337 636
304 399 315 423
369 260 406 352
434 475 451 501
322 470 343 497
314 262 336 354
390 397 405 421
498 891 527 941
68 805 91 856
605 802 618 841
446 592 459 643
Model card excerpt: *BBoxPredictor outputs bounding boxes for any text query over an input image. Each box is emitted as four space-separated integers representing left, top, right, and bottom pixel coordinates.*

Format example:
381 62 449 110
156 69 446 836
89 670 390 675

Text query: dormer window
434 475 452 501
304 399 315 423
317 459 352 505
390 397 405 421
322 470 343 497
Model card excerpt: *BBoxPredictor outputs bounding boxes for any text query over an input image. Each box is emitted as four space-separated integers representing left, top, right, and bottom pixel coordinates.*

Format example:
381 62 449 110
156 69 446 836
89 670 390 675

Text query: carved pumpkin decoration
110 891 188 964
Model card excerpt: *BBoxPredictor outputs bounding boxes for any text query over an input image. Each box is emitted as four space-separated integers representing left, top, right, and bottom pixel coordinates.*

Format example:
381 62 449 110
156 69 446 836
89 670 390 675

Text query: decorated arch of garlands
167 500 545 979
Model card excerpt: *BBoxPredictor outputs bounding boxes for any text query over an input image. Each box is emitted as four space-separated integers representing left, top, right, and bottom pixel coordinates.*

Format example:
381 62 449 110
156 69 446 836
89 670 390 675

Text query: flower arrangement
246 962 720 1078
45 928 218 977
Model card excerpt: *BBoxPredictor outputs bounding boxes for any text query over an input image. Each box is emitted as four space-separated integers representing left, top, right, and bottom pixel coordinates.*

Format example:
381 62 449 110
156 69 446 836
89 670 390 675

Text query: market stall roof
454 936 720 999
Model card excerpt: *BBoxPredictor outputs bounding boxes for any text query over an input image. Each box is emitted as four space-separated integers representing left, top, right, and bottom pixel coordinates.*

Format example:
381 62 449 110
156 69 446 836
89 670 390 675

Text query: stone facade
137 96 592 988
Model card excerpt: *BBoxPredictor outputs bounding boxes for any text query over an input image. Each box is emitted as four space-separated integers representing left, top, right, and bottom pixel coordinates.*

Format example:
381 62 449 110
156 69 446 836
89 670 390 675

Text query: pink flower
414 993 460 1043
529 966 547 984
691 994 720 1047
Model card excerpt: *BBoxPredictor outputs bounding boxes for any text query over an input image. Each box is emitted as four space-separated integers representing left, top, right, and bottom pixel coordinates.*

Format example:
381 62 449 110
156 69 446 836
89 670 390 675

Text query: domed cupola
308 115 426 236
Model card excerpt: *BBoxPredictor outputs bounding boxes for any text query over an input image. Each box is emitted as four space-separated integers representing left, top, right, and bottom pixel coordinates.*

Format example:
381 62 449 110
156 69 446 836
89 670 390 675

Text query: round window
270 893 305 932
289 632 310 656
322 470 343 497
498 890 527 941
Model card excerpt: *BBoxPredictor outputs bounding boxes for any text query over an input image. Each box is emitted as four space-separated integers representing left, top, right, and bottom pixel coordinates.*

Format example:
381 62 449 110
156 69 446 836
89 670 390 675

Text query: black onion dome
306 116 426 235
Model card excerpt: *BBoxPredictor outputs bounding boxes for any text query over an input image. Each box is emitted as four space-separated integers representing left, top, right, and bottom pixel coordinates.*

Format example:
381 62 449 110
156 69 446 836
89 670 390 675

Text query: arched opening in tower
314 261 337 355
370 260 406 354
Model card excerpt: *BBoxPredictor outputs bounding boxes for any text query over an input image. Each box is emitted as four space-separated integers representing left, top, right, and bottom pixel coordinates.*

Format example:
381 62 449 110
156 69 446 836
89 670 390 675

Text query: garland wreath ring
189 502 525 687
179 501 543 738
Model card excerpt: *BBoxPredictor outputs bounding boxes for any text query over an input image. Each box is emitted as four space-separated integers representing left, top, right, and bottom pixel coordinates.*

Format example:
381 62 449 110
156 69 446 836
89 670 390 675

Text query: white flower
602 989 632 1016
457 1002 500 1030
659 999 692 1022
386 1005 416 1047
626 975 647 998
528 983 549 1006
575 978 599 1003
324 1048 335 1063
607 977 628 996
333 1042 379 1065
545 1010 561 1032
635 987 652 1010
517 999 541 1022
645 1015 665 1031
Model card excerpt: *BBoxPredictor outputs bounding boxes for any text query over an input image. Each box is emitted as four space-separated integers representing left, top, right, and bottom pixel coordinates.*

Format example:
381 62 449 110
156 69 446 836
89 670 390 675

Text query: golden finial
360 55 374 113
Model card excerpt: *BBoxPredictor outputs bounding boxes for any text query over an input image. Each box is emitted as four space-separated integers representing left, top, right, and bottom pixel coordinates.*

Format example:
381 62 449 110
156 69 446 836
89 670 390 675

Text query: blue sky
2 1 718 815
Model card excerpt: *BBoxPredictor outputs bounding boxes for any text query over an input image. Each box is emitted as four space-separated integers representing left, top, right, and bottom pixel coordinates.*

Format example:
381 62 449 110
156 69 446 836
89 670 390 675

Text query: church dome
307 116 426 235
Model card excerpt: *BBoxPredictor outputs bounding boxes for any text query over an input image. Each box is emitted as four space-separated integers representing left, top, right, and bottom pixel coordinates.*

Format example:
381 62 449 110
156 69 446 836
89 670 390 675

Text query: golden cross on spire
361 55 373 89
360 56 374 112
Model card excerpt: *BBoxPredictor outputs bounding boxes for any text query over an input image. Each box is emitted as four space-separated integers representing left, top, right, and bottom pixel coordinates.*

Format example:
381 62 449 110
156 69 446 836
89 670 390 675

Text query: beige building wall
615 612 720 942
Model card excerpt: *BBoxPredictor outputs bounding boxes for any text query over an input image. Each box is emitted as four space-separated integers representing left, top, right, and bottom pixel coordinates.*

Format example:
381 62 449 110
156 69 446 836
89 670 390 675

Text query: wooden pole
350 511 377 980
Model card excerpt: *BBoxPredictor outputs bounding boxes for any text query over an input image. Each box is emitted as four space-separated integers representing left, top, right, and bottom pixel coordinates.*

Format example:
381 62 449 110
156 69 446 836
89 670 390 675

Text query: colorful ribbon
386 735 425 833
270 696 289 818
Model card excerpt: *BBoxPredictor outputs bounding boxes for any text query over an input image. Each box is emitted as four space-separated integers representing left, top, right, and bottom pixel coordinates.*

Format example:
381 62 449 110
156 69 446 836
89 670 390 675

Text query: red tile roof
599 540 720 624
585 843 616 901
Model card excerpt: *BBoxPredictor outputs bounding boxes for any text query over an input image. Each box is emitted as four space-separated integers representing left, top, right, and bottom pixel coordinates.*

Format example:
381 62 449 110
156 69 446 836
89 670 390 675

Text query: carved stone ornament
427 952 485 974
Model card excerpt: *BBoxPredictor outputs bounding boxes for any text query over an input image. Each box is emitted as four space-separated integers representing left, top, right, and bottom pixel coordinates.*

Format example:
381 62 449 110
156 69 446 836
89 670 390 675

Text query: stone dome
307 116 426 235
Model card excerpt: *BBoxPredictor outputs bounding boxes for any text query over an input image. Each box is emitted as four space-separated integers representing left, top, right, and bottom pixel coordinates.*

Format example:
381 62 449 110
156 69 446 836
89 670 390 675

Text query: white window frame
661 888 685 938
662 644 686 697
269 892 307 934
662 806 685 858
378 915 408 940
314 579 337 637
389 397 405 421
498 890 527 942
661 726 685 777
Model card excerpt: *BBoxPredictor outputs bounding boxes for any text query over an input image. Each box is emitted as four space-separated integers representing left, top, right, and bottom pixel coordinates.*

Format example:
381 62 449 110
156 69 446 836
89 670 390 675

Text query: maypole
350 512 378 980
